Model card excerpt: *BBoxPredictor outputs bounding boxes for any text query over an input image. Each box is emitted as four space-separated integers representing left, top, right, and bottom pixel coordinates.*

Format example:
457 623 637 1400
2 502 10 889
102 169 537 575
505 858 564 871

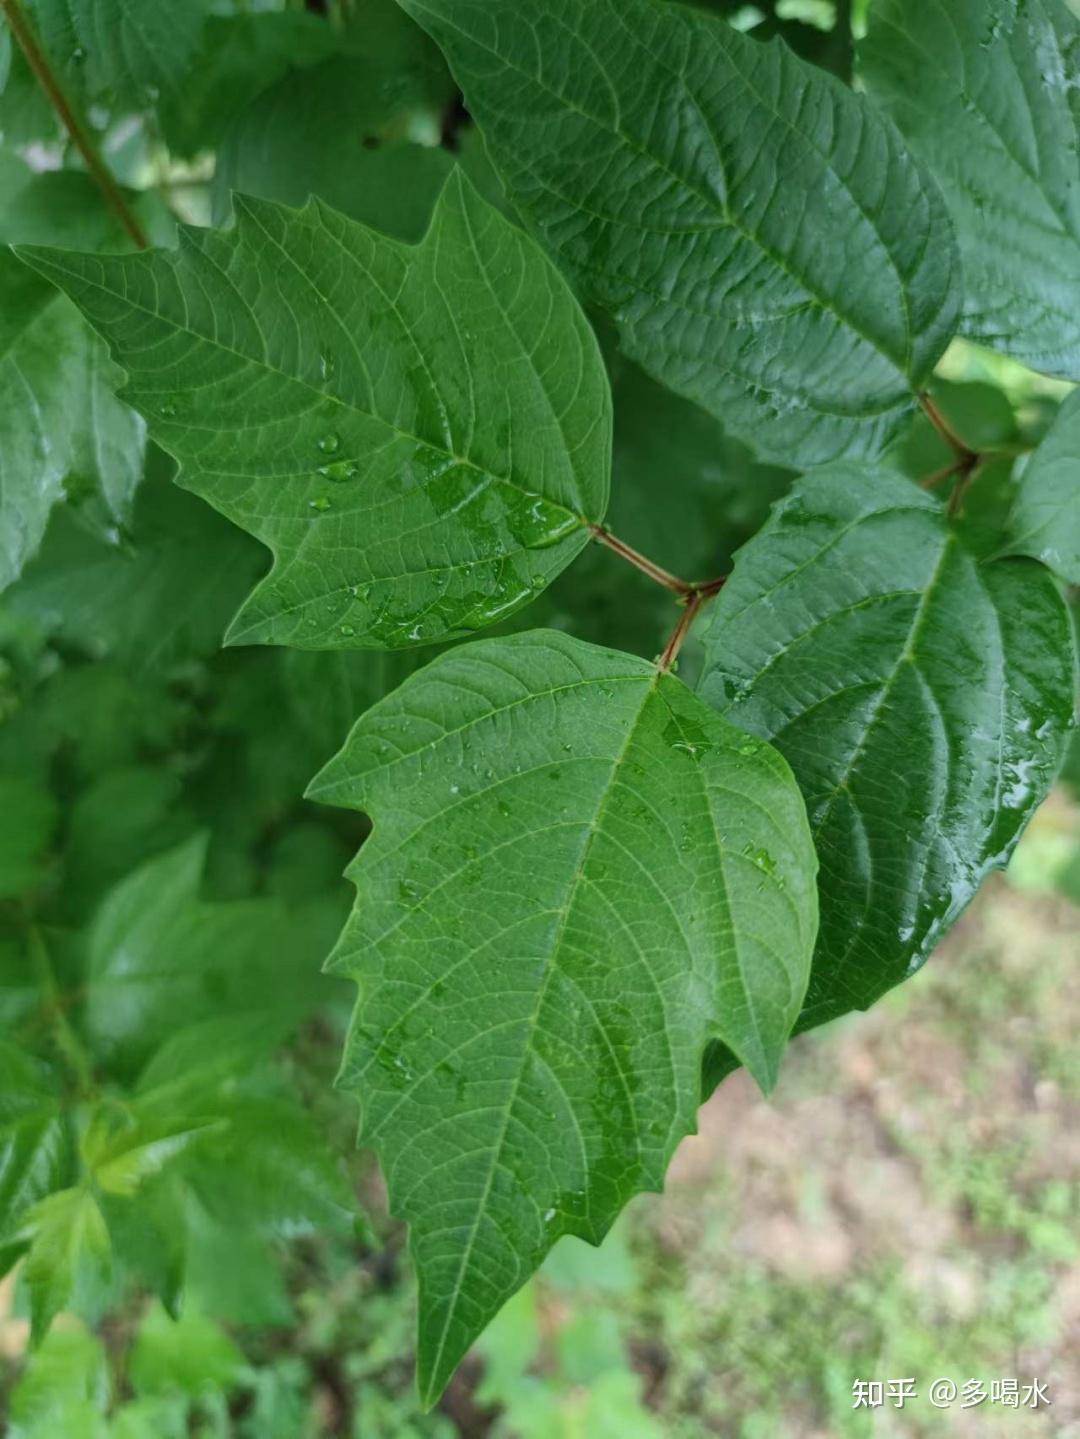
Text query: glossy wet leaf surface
17 173 610 649
860 0 1080 378
698 467 1076 1039
399 0 959 466
308 628 818 1403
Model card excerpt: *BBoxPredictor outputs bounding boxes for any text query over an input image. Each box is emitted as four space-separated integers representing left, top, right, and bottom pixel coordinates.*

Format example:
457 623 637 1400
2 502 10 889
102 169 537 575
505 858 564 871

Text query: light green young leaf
22 1185 111 1342
308 628 818 1403
999 389 1080 582
698 467 1076 1046
128 1302 243 1399
18 173 611 649
7 1323 108 1435
860 0 1080 377
85 1113 221 1199
397 0 959 466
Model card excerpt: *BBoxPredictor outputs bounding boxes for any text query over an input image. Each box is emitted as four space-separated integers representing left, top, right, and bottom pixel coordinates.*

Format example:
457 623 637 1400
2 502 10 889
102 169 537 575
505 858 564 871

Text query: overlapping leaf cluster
1 0 1079 1410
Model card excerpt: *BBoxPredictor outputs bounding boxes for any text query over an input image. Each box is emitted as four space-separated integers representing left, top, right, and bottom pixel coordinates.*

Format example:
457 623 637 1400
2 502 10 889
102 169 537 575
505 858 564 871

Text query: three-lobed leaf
860 0 1080 378
308 628 818 1402
698 466 1077 1044
18 172 611 650
398 0 960 466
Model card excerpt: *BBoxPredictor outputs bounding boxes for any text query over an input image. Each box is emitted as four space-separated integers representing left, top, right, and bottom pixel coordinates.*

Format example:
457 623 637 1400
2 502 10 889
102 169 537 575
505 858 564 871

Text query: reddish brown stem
920 461 961 491
919 392 976 465
0 0 149 250
590 525 693 596
658 579 726 674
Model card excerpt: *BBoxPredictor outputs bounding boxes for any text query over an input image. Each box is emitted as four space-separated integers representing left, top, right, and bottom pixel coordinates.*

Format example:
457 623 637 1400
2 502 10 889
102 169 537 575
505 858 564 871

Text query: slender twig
590 524 694 596
947 459 983 520
0 0 148 249
658 579 726 674
918 392 976 465
920 461 961 491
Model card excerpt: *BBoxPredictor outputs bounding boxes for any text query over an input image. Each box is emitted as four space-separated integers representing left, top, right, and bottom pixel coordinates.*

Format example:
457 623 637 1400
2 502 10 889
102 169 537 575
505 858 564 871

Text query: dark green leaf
0 777 57 899
1000 389 1080 582
27 0 205 109
157 11 337 159
698 466 1076 1041
398 0 959 465
860 0 1080 377
308 628 818 1402
211 41 455 238
18 173 611 650
7 458 266 677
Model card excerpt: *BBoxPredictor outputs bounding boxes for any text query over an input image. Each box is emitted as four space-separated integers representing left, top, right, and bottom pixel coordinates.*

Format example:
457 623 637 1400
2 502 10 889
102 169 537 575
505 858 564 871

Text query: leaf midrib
412 0 919 378
24 247 588 534
415 667 660 1398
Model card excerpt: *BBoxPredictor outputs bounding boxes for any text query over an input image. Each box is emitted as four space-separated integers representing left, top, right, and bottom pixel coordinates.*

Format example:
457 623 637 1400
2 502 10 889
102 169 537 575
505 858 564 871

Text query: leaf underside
308 629 818 1404
698 467 1076 1048
860 0 1080 378
16 172 611 650
399 0 960 466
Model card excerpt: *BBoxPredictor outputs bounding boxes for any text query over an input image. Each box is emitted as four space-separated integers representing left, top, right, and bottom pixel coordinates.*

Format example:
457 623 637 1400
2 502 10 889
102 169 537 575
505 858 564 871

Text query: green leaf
17 173 611 650
999 390 1080 583
210 17 456 238
22 1184 111 1342
0 1044 71 1249
0 777 57 899
860 0 1080 377
397 0 959 466
7 1323 108 1433
157 10 337 160
84 1110 220 1199
213 62 455 243
176 1094 352 1237
0 252 145 592
698 467 1077 1043
128 1301 243 1399
27 0 205 109
7 457 266 677
308 628 818 1402
84 835 320 1074
63 767 195 921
